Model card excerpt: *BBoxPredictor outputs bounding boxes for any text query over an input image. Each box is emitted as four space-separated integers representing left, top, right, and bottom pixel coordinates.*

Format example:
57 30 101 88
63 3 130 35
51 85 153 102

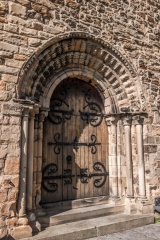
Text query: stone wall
0 0 160 238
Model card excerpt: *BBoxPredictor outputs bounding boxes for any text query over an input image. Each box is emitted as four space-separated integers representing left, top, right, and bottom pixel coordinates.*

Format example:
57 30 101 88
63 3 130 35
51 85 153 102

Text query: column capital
29 109 36 119
132 115 145 125
39 109 49 122
22 108 29 117
105 116 119 126
122 116 132 126
29 104 40 119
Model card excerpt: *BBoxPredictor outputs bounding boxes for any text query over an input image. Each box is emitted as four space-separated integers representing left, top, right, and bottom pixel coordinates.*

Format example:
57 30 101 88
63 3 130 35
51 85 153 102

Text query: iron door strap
48 133 101 154
42 162 109 192
48 87 105 127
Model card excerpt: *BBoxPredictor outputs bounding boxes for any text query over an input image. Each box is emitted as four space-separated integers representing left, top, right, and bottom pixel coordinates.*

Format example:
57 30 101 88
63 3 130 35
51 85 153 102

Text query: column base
137 200 154 214
125 197 137 214
137 196 148 201
127 195 134 199
27 211 41 234
109 196 121 204
36 206 46 216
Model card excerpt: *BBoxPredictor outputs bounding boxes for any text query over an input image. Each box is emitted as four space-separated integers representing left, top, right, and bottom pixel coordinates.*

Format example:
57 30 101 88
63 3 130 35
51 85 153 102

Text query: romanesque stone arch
18 32 145 114
16 33 149 228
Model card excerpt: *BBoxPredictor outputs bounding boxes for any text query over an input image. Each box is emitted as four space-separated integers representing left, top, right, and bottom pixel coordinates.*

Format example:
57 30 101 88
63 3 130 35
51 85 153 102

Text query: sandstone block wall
0 0 160 238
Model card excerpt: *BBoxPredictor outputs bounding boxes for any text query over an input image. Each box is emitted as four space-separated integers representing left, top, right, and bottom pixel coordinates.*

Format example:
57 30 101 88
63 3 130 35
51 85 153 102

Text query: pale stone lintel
22 105 40 118
13 98 35 106
12 98 41 116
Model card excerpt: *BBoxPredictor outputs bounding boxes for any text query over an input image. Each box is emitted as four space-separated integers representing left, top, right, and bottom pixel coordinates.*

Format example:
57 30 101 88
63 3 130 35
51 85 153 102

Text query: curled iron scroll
49 86 74 124
80 89 103 127
42 163 58 192
93 162 108 188
48 133 61 154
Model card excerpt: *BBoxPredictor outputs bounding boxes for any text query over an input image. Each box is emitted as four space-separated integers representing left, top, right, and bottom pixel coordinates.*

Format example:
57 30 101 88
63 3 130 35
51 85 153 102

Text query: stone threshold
37 203 125 227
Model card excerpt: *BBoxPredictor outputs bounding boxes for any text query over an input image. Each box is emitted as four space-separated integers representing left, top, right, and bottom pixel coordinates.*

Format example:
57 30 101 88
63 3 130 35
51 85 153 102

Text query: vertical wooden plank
68 79 77 200
62 114 69 201
102 119 109 196
75 79 81 200
95 120 101 197
84 118 89 198
64 79 75 201
52 89 64 202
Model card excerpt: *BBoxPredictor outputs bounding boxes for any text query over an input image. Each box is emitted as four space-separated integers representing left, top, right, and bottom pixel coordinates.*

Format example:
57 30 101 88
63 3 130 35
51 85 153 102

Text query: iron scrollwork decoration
42 164 74 192
93 162 108 188
42 163 58 192
42 162 108 192
48 133 101 154
79 89 104 127
63 169 73 185
80 162 108 188
49 86 74 124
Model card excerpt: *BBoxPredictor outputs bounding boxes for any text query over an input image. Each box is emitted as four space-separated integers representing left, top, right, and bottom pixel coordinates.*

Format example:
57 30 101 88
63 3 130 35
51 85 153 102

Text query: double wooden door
41 79 108 203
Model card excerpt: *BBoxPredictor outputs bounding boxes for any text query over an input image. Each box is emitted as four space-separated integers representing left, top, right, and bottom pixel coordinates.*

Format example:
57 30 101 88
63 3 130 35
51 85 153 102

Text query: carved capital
105 117 119 126
29 109 35 119
132 115 144 125
122 116 132 126
34 114 39 129
39 109 49 122
22 108 29 118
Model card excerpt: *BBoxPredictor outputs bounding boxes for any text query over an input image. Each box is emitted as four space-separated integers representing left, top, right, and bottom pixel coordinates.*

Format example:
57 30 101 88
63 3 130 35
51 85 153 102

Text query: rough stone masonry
0 0 160 239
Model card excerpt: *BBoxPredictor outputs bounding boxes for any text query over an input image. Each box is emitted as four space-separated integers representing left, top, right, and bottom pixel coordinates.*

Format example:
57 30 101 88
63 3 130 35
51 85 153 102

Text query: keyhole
66 155 72 164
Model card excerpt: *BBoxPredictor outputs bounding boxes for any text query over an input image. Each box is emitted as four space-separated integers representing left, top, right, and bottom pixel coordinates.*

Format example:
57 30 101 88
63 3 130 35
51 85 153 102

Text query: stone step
37 204 125 227
41 196 109 210
25 214 154 240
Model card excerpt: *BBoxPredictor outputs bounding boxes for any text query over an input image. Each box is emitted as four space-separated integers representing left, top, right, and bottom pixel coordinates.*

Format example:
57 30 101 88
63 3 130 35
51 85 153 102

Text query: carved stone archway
17 32 147 218
18 32 145 113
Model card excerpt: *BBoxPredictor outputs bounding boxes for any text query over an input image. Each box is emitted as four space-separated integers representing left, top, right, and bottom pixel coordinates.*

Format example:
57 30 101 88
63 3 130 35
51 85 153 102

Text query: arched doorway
17 33 147 219
41 78 108 204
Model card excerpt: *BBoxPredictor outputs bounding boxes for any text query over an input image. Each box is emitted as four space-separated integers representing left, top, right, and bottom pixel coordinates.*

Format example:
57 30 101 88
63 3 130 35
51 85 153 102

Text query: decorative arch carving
18 32 146 113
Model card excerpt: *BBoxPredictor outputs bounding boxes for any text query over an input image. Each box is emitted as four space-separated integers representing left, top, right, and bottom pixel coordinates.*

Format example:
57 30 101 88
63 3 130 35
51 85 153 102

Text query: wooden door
41 78 108 203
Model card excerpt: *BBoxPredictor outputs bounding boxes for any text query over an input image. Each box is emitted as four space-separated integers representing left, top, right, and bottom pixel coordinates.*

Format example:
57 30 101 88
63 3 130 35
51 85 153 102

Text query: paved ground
88 222 160 240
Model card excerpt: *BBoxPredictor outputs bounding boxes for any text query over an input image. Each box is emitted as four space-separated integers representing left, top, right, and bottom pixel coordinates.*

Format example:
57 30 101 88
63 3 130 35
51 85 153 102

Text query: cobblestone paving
88 223 160 240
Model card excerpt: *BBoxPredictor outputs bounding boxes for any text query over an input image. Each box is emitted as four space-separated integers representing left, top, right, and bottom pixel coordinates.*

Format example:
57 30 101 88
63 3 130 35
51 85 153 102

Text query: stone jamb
106 116 119 199
35 109 48 216
26 105 39 212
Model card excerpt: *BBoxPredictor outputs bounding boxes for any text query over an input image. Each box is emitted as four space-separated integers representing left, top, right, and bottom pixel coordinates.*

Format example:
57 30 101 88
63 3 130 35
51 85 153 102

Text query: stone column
123 116 134 198
36 110 47 214
117 120 122 197
106 117 118 198
26 110 35 211
33 114 39 210
134 115 146 199
18 108 29 217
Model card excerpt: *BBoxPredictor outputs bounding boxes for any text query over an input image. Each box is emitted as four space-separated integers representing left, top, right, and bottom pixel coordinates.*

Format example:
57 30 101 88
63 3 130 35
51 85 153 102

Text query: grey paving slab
133 223 160 240
87 223 160 240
